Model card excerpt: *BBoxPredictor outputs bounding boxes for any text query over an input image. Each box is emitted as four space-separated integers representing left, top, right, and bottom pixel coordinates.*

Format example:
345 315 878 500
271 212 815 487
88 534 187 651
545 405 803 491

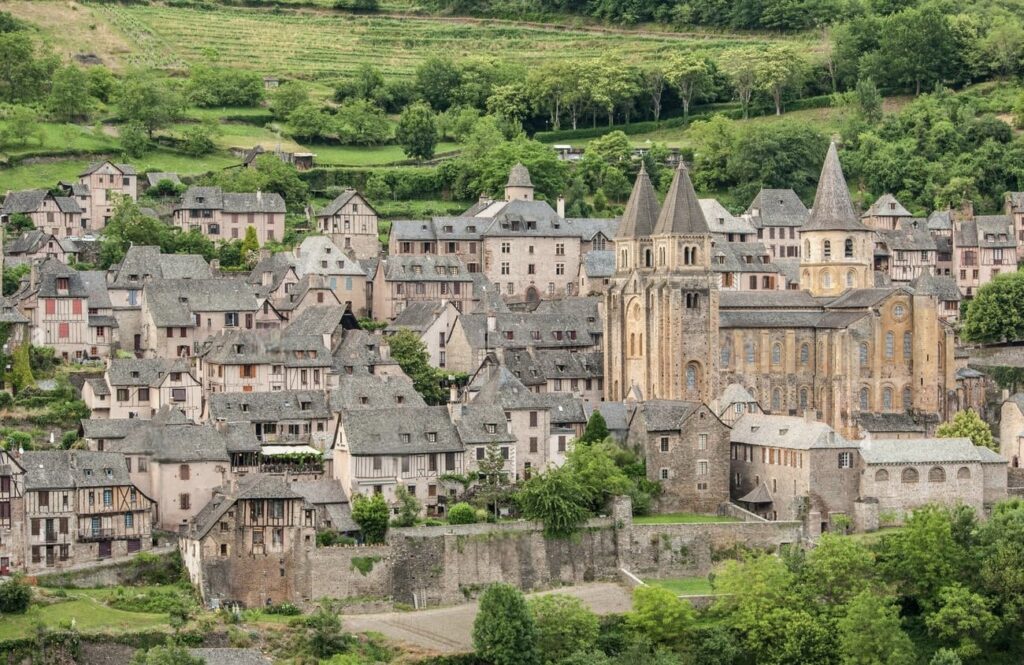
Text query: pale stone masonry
83 358 203 423
315 189 380 261
0 191 84 239
172 187 286 245
77 161 138 230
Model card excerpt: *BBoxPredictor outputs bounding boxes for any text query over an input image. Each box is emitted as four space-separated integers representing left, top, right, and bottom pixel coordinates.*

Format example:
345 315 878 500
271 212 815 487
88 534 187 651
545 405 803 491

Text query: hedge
300 166 444 197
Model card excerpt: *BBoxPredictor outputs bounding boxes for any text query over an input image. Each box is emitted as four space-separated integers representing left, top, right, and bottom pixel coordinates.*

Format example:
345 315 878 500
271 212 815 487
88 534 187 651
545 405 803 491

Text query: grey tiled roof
293 236 365 277
616 165 659 239
744 189 808 228
539 393 587 426
199 329 332 367
144 278 259 327
582 251 615 278
1 189 47 214
927 210 953 232
803 143 869 233
330 374 426 411
341 406 462 455
81 161 136 176
879 222 937 252
701 199 755 235
107 358 192 387
5 230 55 255
859 437 1004 465
382 255 473 282
316 189 377 217
653 163 708 235
109 246 212 289
209 390 330 422
286 305 347 338
36 259 89 298
455 403 517 445
21 450 132 489
506 163 533 187
77 271 113 309
910 269 961 302
111 422 232 463
387 300 446 333
469 366 547 409
712 242 783 274
175 186 285 214
974 215 1016 248
634 400 701 431
731 413 850 449
864 193 912 218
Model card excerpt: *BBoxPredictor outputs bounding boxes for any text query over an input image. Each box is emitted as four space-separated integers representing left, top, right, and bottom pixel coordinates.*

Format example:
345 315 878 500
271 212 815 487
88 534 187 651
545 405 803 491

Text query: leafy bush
108 586 196 614
265 602 301 616
351 493 389 544
447 503 477 525
0 574 32 613
317 530 357 547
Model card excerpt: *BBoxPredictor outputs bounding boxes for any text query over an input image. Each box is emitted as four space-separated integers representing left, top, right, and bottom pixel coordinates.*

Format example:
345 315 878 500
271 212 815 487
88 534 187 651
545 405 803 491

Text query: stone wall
310 544 393 603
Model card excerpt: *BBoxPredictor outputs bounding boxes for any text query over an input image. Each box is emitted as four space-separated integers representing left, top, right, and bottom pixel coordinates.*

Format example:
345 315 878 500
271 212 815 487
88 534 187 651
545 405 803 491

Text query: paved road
342 582 632 654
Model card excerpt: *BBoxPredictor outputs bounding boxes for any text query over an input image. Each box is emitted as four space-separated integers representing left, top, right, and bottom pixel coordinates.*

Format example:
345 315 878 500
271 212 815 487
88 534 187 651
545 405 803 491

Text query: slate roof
582 250 615 278
802 143 869 233
107 358 192 387
455 298 601 352
455 403 517 445
387 300 447 333
469 365 547 409
80 161 135 176
701 198 756 235
175 186 285 214
616 163 659 239
111 420 232 463
286 305 347 338
341 406 462 455
293 236 365 277
879 222 937 252
0 297 27 324
36 259 88 298
864 193 912 218
927 210 953 232
5 230 58 255
716 383 757 410
317 189 374 217
572 218 619 242
146 172 181 188
859 437 1005 465
1 190 47 215
506 163 533 188
21 450 132 489
109 246 212 288
247 253 295 297
635 400 701 431
731 414 850 449
712 242 783 274
856 412 925 434
744 189 809 228
144 278 259 327
332 329 387 374
719 290 822 310
330 374 426 411
78 271 113 309
910 269 961 302
483 200 580 238
652 163 708 235
209 390 330 422
589 401 632 435
974 215 1016 248
382 255 473 282
541 393 587 426
199 329 332 367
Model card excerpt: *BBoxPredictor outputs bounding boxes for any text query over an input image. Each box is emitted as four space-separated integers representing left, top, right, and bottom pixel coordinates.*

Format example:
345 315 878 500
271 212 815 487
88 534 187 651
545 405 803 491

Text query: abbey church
604 143 957 439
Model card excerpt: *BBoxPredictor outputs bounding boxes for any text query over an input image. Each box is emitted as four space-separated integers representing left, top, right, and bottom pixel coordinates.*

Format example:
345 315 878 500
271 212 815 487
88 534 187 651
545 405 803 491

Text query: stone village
0 146 1020 609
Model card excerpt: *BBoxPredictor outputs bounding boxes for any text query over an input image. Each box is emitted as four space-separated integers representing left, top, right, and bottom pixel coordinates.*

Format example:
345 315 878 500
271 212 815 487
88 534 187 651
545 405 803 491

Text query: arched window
902 387 912 410
644 248 652 268
875 469 889 482
721 344 731 367
658 247 666 266
859 342 869 367
844 238 854 258
957 466 971 480
685 364 698 391
901 468 919 483
620 248 628 269
771 388 782 411
885 332 894 358
629 333 635 356
903 332 912 363
800 343 809 365
822 272 832 288
846 270 855 287
771 343 782 365
745 339 756 364
928 467 946 483
882 387 893 410
799 388 808 409
823 240 831 259
804 240 810 257
859 387 869 411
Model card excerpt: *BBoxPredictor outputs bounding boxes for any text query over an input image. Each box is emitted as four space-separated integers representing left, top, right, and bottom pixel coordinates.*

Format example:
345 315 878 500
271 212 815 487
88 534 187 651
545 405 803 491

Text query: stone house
702 198 757 243
78 162 138 229
291 236 368 316
140 278 273 358
272 274 344 323
999 392 1024 469
855 412 928 440
744 188 808 259
332 406 465 517
208 390 333 451
181 476 320 608
953 214 1016 297
371 255 475 321
0 450 26 575
385 300 462 369
577 250 614 296
876 219 937 283
862 193 913 231
4 230 79 266
1003 192 1024 261
82 358 202 422
711 242 788 291
627 401 731 514
501 348 604 407
0 190 84 239
909 269 962 322
106 246 213 355
729 413 860 529
315 190 380 260
172 187 286 245
453 402 518 484
196 329 334 395
18 450 154 573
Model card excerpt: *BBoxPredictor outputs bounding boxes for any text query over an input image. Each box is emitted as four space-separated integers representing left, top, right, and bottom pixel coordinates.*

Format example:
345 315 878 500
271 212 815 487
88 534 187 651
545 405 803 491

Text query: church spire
653 161 708 235
615 162 660 239
803 142 869 232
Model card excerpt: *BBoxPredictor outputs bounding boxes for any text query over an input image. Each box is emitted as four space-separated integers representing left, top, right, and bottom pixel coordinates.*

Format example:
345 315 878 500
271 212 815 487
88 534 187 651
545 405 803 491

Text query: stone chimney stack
803 409 818 423
557 196 565 218
256 189 263 204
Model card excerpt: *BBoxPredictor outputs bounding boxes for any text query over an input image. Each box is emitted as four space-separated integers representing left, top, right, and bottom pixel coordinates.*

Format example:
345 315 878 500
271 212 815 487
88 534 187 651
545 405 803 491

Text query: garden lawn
645 577 715 595
632 513 741 524
312 142 463 166
0 595 168 641
0 123 120 159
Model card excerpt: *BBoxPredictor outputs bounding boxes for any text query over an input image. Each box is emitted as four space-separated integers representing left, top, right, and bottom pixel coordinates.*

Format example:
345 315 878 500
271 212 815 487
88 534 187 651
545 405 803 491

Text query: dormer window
396 395 405 404
104 468 112 477
401 433 410 444
337 261 344 268
300 401 311 411
436 266 445 275
321 260 328 268
889 202 896 210
84 469 92 476
443 225 453 233
486 424 496 434
779 428 788 435
359 396 368 404
427 432 437 442
56 277 69 291
196 196 205 204
467 226 476 232
179 296 188 303
129 274 139 281
526 221 537 230
744 255 752 264
130 370 139 378
717 217 725 225
241 404 248 412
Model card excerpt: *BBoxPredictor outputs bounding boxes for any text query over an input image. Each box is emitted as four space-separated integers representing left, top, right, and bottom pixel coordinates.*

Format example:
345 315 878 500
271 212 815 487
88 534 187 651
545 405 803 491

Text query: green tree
119 121 150 158
363 172 391 201
515 464 591 538
86 66 117 103
714 553 802 632
925 584 1001 660
876 5 954 95
0 573 31 613
335 99 391 145
476 442 511 519
0 104 43 147
472 583 539 665
802 534 877 608
0 32 57 104
129 642 203 665
98 197 171 268
447 502 476 524
240 225 260 264
9 342 34 395
269 81 310 120
414 56 462 111
48 65 92 122
486 82 532 124
929 650 962 665
527 594 599 664
351 493 389 544
719 47 760 118
395 101 438 162
855 78 884 124
210 153 308 209
6 212 34 235
757 44 806 115
386 329 446 404
392 485 421 527
469 136 567 201
303 601 351 659
115 69 184 138
564 439 632 512
981 20 1024 79
579 411 610 444
180 121 219 157
667 52 713 118
187 66 263 107
837 590 916 665
286 104 333 142
628 585 695 651
961 272 1024 343
936 409 996 451
876 505 965 610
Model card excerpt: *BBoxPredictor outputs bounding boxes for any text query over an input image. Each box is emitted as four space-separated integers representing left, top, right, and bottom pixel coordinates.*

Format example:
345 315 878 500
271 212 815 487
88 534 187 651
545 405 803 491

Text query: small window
875 469 889 482
837 452 853 469
660 437 669 453
928 467 946 483
901 468 919 483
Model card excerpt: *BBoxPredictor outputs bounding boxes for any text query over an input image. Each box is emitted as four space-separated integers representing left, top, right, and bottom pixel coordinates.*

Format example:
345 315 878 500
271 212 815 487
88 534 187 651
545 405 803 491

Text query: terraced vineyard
94 3 799 78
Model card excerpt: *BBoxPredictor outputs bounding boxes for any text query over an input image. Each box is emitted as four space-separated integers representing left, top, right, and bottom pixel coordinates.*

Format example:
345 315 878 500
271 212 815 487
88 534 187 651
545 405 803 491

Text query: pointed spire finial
652 159 708 235
803 142 868 233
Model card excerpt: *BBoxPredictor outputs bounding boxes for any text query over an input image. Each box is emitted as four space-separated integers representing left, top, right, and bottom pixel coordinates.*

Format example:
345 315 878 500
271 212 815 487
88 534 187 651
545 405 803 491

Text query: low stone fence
720 502 768 522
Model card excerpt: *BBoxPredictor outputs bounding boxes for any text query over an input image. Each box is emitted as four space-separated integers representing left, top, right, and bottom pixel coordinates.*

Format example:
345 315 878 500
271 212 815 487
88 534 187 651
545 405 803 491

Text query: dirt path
342 582 632 654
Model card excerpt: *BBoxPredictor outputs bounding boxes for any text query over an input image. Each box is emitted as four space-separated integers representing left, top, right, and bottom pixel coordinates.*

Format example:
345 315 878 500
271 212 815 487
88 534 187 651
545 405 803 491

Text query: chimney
29 261 38 292
486 314 496 332
1003 388 1010 400
256 189 263 204
449 376 459 405
803 409 817 423
556 196 565 218
378 338 390 361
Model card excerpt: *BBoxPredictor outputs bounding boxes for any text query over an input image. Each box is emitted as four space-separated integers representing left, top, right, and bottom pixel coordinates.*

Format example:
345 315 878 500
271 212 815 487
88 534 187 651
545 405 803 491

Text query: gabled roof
107 358 192 387
864 193 912 218
634 400 702 431
506 163 533 188
387 300 448 333
80 161 136 176
802 143 869 233
470 365 547 409
175 186 285 214
341 406 462 455
910 269 961 302
21 450 134 489
652 163 708 235
0 190 46 215
330 374 425 411
381 255 473 282
744 189 809 228
209 390 330 423
5 230 57 255
701 198 755 235
293 236 364 277
316 189 377 217
455 403 517 445
615 163 659 239
731 414 850 450
109 246 212 288
143 278 259 327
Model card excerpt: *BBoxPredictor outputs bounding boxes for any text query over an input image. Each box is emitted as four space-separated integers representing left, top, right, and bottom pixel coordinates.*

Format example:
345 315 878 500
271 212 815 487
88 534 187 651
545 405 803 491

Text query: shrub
0 574 32 613
352 493 389 544
107 586 196 614
317 530 357 547
447 503 477 525
265 602 301 616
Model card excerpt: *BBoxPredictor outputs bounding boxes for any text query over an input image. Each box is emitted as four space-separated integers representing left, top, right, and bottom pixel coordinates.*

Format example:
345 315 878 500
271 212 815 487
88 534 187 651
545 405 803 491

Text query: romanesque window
823 241 831 260
885 332 894 358
685 364 698 391
901 468 918 483
846 270 855 287
903 332 912 363
928 467 946 483
875 469 889 482
799 388 808 410
882 388 893 410
859 387 869 411
620 249 628 269
859 343 869 367
804 240 811 257
800 343 809 365
685 292 700 309
721 344 731 367
658 247 666 266
745 339 756 364
957 466 971 480
822 272 832 288
844 238 854 258
902 387 912 410
771 343 782 366
771 389 781 411
645 249 653 268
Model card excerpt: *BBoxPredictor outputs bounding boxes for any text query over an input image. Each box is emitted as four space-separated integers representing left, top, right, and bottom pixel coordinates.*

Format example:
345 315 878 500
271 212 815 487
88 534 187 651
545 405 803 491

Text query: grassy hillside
1 1 812 78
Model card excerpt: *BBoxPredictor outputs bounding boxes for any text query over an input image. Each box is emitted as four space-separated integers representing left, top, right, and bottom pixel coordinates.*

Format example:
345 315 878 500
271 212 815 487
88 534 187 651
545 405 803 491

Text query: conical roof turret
615 163 660 239
804 142 869 232
652 162 708 235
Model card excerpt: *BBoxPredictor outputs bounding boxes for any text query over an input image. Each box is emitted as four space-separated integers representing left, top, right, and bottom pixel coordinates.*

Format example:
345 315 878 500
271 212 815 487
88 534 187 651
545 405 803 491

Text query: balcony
44 530 58 543
79 528 115 541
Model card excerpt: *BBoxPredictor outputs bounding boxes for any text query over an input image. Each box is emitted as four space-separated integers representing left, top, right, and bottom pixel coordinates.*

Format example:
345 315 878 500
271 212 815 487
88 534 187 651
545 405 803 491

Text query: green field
0 588 171 641
0 123 120 160
92 4 800 78
645 577 716 595
632 513 741 524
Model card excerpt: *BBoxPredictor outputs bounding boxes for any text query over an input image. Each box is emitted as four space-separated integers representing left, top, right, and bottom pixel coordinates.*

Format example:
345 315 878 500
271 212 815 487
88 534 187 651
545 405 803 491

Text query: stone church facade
606 145 956 439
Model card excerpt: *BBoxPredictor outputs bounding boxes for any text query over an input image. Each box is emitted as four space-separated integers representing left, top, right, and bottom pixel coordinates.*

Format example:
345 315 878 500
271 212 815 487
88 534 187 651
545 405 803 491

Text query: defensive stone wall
310 544 394 604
